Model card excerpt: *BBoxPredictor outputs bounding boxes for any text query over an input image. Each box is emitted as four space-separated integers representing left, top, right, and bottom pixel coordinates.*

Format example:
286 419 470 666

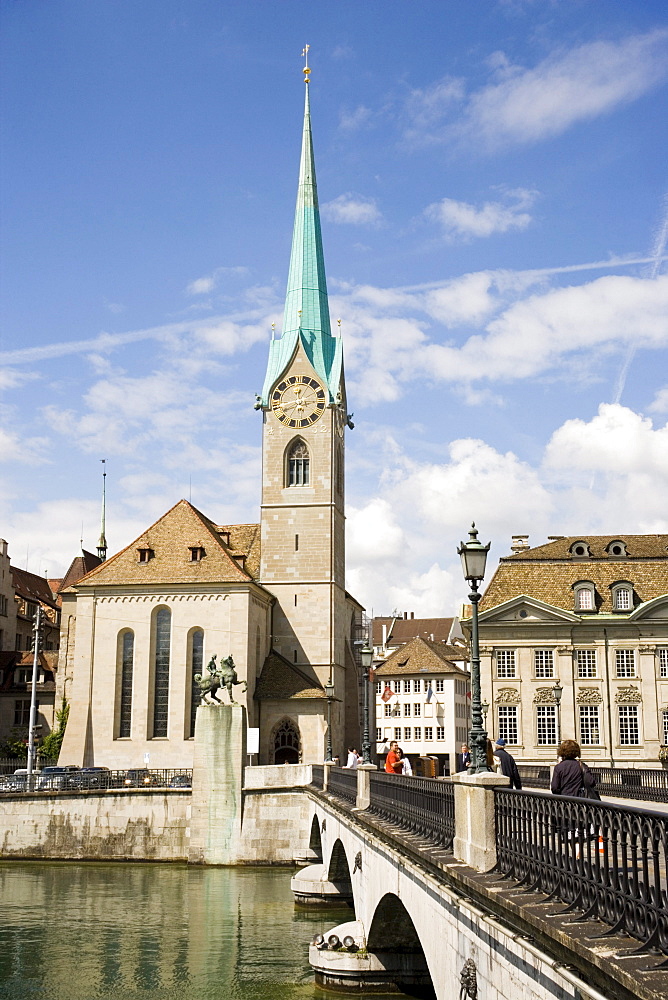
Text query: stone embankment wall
0 790 191 860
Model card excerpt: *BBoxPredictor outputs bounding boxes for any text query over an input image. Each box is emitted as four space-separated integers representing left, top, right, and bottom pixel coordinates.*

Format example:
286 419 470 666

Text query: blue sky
1 1 667 615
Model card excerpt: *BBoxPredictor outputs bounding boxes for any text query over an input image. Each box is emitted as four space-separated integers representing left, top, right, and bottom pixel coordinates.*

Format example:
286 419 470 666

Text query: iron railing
517 765 668 803
0 757 57 776
592 767 668 804
367 772 455 850
517 766 551 790
495 788 668 956
327 766 357 804
0 768 193 793
310 764 324 790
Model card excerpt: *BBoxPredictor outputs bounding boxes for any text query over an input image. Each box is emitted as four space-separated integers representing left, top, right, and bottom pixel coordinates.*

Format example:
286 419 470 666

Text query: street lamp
324 680 335 762
458 523 491 774
360 644 373 765
481 700 489 730
552 680 563 747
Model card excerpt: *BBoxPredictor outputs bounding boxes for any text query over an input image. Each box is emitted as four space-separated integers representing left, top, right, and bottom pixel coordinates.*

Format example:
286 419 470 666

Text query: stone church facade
59 72 363 769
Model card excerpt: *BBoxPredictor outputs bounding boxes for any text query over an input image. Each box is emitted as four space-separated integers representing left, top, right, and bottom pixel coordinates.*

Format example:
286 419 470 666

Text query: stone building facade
475 534 668 767
58 74 363 769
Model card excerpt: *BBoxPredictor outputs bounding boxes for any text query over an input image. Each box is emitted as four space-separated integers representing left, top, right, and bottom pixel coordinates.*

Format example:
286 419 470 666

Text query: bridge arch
308 814 323 859
367 892 435 998
327 838 355 911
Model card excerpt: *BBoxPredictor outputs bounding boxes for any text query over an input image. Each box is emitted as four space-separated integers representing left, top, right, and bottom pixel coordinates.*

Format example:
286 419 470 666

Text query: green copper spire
260 57 342 405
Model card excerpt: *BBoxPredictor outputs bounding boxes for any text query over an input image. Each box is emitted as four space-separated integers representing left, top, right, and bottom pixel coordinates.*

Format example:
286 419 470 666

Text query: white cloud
186 266 249 296
403 76 465 141
425 188 537 240
322 193 383 227
544 404 668 477
462 30 668 148
0 426 50 465
649 386 668 413
339 105 372 131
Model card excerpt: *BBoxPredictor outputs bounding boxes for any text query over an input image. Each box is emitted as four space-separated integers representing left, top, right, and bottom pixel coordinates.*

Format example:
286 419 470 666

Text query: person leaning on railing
551 739 599 799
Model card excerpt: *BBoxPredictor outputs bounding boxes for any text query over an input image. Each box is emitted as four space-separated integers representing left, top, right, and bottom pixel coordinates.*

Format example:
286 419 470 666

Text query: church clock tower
257 54 353 762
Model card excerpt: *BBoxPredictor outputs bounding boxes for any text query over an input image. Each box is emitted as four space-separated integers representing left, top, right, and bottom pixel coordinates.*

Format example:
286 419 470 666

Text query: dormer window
137 547 154 563
606 540 627 558
573 581 596 612
570 541 591 558
611 582 633 612
189 547 206 562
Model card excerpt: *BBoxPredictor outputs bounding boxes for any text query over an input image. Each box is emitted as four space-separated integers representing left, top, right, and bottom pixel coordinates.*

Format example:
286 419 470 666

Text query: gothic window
189 629 204 738
273 718 301 764
118 630 134 738
286 439 310 487
152 607 171 738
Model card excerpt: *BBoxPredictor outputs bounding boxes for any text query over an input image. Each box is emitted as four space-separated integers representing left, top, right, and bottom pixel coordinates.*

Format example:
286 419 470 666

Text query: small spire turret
97 459 108 562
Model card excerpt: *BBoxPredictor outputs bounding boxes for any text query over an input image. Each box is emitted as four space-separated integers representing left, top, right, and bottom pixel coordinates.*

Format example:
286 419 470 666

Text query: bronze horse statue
194 654 247 706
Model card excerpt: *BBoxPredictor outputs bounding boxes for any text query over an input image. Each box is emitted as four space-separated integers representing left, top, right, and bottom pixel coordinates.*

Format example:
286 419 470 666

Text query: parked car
124 768 158 787
168 773 192 788
3 768 41 792
69 767 111 790
37 765 80 791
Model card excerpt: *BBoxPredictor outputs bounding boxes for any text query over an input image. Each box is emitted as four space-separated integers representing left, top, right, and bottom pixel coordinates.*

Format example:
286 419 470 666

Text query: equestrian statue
193 653 247 706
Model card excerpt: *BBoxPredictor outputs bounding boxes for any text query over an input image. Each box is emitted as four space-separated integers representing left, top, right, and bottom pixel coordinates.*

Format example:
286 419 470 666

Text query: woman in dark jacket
551 739 597 797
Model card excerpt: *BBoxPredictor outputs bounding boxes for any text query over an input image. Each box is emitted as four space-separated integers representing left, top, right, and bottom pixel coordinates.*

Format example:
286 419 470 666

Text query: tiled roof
11 567 59 608
372 616 455 646
71 500 261 590
375 637 469 677
57 551 102 593
254 649 325 700
481 534 668 613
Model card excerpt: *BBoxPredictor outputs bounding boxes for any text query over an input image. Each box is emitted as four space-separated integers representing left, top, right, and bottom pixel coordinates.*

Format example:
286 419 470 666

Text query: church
58 64 365 769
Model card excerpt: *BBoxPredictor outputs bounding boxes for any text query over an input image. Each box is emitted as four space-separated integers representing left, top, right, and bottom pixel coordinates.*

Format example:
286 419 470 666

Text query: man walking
457 744 471 772
493 739 522 789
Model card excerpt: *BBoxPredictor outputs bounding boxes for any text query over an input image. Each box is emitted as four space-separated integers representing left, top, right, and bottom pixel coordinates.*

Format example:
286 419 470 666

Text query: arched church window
287 439 310 487
273 718 301 764
118 630 134 738
189 628 204 738
336 444 344 495
152 607 171 738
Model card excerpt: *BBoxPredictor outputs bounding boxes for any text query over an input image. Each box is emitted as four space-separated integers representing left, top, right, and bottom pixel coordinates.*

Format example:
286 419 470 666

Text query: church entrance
273 718 301 764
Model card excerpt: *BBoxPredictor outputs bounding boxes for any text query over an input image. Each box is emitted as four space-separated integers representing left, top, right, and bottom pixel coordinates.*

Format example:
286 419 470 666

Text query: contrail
613 193 668 405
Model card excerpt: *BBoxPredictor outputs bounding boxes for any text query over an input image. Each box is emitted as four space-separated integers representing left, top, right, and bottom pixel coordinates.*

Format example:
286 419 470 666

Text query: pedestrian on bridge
384 741 403 774
493 739 522 789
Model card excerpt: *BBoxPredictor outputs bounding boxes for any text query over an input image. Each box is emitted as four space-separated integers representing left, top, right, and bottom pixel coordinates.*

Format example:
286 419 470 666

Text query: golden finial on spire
302 44 311 83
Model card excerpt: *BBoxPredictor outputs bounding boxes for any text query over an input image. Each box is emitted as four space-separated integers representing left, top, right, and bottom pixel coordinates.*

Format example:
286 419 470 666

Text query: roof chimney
403 611 408 619
510 534 529 553
410 612 414 619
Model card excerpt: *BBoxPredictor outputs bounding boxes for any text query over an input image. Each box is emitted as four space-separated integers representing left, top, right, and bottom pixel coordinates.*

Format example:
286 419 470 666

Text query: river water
0 862 359 1000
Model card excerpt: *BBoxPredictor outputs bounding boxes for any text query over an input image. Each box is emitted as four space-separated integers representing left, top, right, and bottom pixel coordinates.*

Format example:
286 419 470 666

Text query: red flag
381 685 393 702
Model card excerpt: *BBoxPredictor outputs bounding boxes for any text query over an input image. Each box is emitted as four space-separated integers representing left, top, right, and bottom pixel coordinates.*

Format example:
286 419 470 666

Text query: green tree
39 699 69 761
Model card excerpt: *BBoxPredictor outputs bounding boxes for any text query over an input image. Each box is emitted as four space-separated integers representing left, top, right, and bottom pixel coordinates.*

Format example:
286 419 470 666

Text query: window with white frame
424 727 433 741
574 585 595 611
384 704 393 717
534 650 554 678
403 679 411 693
413 679 421 693
662 710 668 746
612 585 632 611
404 727 411 740
576 649 597 678
394 727 402 740
658 648 668 679
414 727 422 740
496 649 516 678
497 705 518 744
436 727 445 740
414 703 421 717
376 680 382 693
618 705 640 745
536 705 557 745
579 705 600 746
376 728 382 741
435 679 444 692
393 680 401 693
615 649 636 678
404 704 411 717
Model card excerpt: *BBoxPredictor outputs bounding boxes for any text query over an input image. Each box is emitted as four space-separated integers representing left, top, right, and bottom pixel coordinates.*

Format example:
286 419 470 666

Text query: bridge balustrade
591 767 668 804
516 765 550 789
494 787 668 956
367 772 455 849
327 766 357 804
310 764 324 789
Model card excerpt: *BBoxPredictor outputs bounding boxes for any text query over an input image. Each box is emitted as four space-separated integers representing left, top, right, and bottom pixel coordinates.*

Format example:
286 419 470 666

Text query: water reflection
0 862 356 1000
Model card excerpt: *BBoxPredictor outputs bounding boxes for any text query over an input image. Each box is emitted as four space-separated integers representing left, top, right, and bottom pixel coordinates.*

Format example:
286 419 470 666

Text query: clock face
271 375 327 427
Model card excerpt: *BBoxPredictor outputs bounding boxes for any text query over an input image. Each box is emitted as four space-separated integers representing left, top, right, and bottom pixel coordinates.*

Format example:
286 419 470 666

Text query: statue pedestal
189 703 246 865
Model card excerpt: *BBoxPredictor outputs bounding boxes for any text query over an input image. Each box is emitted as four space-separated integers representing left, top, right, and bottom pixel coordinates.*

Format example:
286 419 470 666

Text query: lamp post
552 680 563 747
324 680 335 762
360 644 373 764
458 523 491 773
481 700 489 731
